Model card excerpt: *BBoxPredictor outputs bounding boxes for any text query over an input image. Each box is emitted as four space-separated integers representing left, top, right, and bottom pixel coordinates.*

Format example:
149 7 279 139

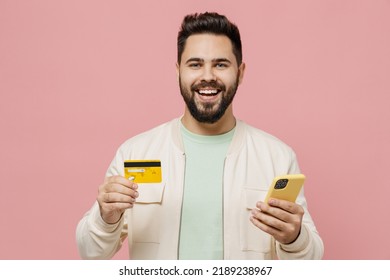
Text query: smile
196 89 221 96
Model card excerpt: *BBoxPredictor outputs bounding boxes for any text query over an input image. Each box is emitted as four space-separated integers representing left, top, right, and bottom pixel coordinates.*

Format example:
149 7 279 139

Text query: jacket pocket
240 187 272 254
132 183 165 243
135 182 165 204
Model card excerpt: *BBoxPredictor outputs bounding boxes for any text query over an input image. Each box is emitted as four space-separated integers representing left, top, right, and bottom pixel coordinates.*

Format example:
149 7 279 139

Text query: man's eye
189 63 201 68
216 63 228 68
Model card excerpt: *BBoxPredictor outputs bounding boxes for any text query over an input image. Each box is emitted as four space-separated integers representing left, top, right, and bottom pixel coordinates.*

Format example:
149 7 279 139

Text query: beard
179 77 239 124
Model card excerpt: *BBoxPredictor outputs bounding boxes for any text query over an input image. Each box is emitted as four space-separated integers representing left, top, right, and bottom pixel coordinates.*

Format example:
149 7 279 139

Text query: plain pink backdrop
1 0 389 259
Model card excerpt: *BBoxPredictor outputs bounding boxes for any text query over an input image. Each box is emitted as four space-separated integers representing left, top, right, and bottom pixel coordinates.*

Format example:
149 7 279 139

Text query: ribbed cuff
88 202 124 233
278 224 310 253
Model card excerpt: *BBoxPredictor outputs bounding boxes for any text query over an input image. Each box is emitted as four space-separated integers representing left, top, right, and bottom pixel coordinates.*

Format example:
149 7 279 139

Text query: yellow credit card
124 160 162 183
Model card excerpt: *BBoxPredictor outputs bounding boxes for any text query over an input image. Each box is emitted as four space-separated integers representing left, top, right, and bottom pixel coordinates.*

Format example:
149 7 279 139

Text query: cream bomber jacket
76 118 324 259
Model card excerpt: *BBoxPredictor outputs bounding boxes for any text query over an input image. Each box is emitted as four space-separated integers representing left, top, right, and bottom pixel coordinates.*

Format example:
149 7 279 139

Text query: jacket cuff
278 224 310 253
88 202 124 233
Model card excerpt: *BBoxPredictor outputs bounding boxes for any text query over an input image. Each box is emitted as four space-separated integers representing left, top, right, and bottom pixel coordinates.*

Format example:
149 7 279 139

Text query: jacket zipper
222 156 227 259
176 152 186 259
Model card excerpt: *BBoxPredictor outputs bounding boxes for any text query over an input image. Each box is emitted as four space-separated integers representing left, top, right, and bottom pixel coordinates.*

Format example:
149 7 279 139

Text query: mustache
191 81 226 91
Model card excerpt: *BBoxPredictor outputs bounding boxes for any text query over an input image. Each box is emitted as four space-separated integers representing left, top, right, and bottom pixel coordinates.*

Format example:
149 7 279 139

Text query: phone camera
275 179 288 189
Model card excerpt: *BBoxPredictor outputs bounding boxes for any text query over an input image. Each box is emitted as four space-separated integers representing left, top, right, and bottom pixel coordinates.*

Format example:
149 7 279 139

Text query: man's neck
181 108 236 135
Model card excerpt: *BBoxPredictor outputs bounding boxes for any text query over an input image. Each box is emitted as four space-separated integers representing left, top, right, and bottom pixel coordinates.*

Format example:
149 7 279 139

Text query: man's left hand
250 199 304 244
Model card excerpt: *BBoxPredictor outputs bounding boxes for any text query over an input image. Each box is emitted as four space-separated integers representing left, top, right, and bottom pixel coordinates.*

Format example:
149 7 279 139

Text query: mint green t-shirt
178 123 235 260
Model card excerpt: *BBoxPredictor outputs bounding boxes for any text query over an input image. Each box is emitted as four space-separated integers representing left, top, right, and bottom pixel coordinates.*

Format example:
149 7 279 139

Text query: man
76 12 324 260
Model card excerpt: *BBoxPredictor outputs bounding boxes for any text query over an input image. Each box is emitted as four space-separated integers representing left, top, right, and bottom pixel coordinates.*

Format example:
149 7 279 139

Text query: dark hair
177 12 242 65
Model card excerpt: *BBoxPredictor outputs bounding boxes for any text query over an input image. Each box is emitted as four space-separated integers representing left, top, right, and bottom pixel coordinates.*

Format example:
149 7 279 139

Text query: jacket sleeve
275 150 324 260
76 201 128 259
76 144 129 259
276 223 324 259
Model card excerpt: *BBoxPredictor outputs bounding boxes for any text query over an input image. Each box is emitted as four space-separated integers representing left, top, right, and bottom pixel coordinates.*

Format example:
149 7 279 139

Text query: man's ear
176 62 180 83
238 62 246 85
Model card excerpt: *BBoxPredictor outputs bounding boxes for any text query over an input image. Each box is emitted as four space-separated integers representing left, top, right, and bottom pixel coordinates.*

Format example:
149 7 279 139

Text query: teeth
198 89 218 95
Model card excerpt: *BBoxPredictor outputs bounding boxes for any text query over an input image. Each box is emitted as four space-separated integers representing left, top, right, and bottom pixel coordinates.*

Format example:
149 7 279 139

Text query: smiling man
76 12 324 260
178 33 243 130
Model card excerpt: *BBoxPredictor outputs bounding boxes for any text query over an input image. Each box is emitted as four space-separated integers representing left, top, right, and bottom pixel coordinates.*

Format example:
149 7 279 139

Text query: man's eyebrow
184 58 232 64
185 58 204 64
212 58 232 63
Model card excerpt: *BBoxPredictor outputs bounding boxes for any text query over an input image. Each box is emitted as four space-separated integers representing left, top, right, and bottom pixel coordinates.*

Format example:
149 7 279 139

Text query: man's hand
250 198 304 244
97 175 138 224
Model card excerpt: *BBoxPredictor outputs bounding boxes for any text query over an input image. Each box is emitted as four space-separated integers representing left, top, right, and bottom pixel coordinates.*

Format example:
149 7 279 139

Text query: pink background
1 0 389 259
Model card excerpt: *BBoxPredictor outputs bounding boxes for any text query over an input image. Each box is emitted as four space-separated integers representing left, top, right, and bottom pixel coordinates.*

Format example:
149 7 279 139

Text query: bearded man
76 12 324 260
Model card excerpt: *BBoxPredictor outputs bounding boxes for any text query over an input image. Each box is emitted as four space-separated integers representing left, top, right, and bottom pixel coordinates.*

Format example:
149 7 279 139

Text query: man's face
177 34 245 124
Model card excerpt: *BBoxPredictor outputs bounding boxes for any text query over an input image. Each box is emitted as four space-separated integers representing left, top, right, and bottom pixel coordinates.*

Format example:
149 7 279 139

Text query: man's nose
200 65 216 81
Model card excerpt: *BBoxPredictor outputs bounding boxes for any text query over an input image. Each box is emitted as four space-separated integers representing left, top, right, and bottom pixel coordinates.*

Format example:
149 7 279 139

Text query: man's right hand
97 175 138 224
